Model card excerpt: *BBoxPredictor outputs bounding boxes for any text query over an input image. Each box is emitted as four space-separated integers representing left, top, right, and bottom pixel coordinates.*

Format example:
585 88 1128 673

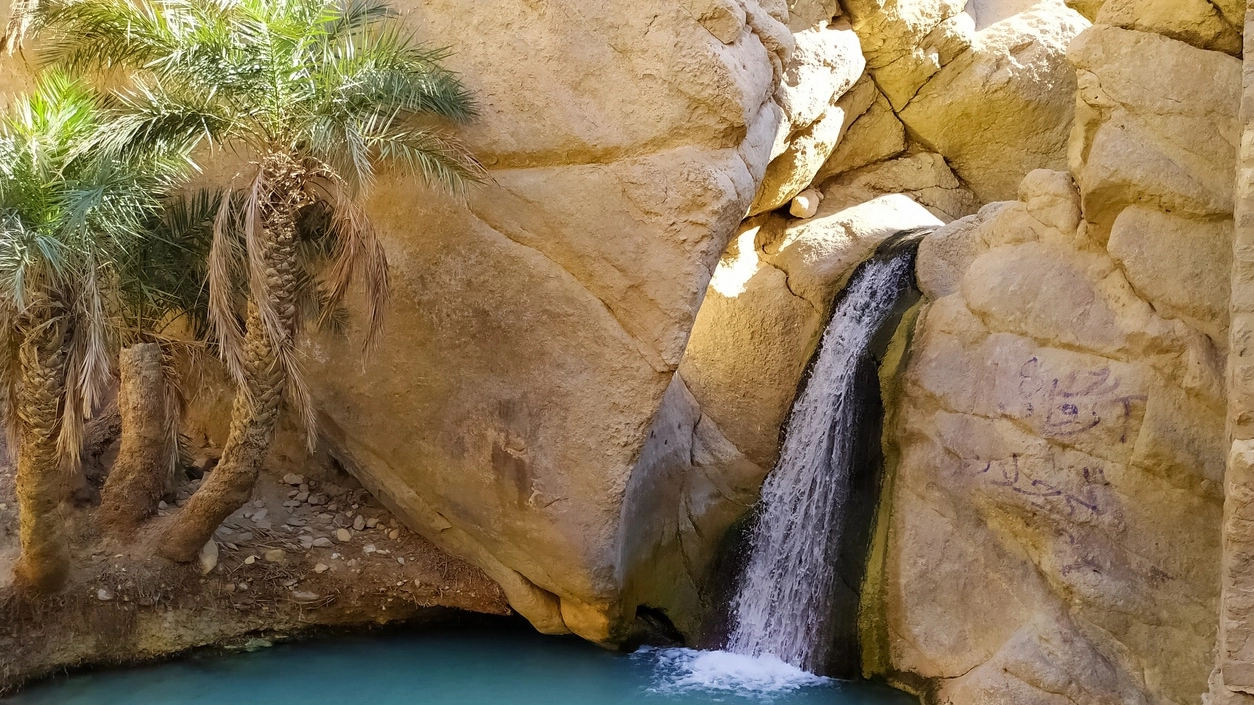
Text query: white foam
637 647 831 698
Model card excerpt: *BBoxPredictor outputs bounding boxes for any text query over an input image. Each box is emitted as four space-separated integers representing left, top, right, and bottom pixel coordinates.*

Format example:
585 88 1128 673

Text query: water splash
727 239 922 673
637 647 830 697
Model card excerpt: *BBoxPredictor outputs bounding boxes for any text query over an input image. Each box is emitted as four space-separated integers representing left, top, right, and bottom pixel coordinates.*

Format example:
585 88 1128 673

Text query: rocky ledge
0 413 510 695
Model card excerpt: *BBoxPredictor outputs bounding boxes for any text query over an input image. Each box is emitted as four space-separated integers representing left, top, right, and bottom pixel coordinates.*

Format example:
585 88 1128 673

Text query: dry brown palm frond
2 0 36 54
0 307 21 458
54 265 115 470
241 166 287 355
208 188 247 389
305 166 390 356
79 264 111 415
157 341 190 482
50 311 86 472
278 343 317 451
240 164 319 448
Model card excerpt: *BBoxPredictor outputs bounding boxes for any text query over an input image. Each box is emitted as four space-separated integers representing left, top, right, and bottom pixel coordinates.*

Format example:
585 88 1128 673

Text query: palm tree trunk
13 317 72 593
160 154 303 562
99 343 171 537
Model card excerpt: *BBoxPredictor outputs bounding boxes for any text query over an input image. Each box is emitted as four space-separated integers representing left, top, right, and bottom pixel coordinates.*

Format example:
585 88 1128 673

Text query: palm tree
41 0 485 561
97 189 218 537
0 71 190 592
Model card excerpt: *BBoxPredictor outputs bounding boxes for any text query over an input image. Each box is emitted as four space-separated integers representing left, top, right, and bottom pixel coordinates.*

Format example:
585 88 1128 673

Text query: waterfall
727 234 925 674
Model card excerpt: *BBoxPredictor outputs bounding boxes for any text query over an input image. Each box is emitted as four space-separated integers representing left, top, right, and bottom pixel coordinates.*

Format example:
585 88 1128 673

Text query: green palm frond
41 0 484 444
115 188 218 342
0 69 196 468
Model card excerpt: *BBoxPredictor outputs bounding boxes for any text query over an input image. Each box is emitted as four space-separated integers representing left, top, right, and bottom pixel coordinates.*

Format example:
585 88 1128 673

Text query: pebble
347 559 359 568
312 537 333 548
336 528 352 543
236 532 254 542
326 502 338 511
242 638 270 652
264 549 286 563
199 541 219 575
299 536 314 550
291 590 320 602
363 544 376 554
283 473 304 486
789 188 822 219
314 563 330 574
388 529 400 541
283 500 299 508
299 483 309 493
353 515 366 531
253 500 265 509
238 583 249 591
244 556 257 565
308 494 327 506
157 501 168 510
97 588 115 601
318 513 333 521
396 557 405 566
0 503 7 510
286 518 307 527
365 517 379 529
295 491 309 503
251 508 268 524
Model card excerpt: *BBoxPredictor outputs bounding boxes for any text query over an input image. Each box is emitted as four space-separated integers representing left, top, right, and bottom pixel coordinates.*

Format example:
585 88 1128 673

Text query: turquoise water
9 625 916 704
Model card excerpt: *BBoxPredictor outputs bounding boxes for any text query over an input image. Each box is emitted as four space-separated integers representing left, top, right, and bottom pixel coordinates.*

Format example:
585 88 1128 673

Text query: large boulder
841 0 970 109
749 16 867 214
301 0 793 642
1067 25 1241 237
841 0 1089 204
873 172 1226 705
897 5 1090 202
1094 0 1241 55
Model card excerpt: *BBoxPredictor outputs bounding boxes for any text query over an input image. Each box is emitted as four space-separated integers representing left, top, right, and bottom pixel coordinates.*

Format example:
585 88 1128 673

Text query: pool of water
10 625 917 704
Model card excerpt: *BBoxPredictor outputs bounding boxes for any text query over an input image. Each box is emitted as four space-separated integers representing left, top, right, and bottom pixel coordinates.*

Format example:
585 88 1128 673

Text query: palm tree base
99 343 174 538
13 549 70 594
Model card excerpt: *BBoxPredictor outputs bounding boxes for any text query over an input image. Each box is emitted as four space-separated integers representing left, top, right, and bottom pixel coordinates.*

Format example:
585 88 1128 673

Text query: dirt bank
0 415 511 695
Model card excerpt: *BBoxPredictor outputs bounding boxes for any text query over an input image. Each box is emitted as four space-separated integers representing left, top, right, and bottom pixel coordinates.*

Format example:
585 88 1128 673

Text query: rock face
876 178 1225 705
749 18 867 214
300 0 952 645
842 0 1090 202
897 6 1090 202
870 14 1240 705
301 0 789 642
1068 25 1241 235
621 194 943 637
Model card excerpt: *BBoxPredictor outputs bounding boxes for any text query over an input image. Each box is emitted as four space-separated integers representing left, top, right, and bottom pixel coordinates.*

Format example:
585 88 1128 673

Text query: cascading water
727 233 926 674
